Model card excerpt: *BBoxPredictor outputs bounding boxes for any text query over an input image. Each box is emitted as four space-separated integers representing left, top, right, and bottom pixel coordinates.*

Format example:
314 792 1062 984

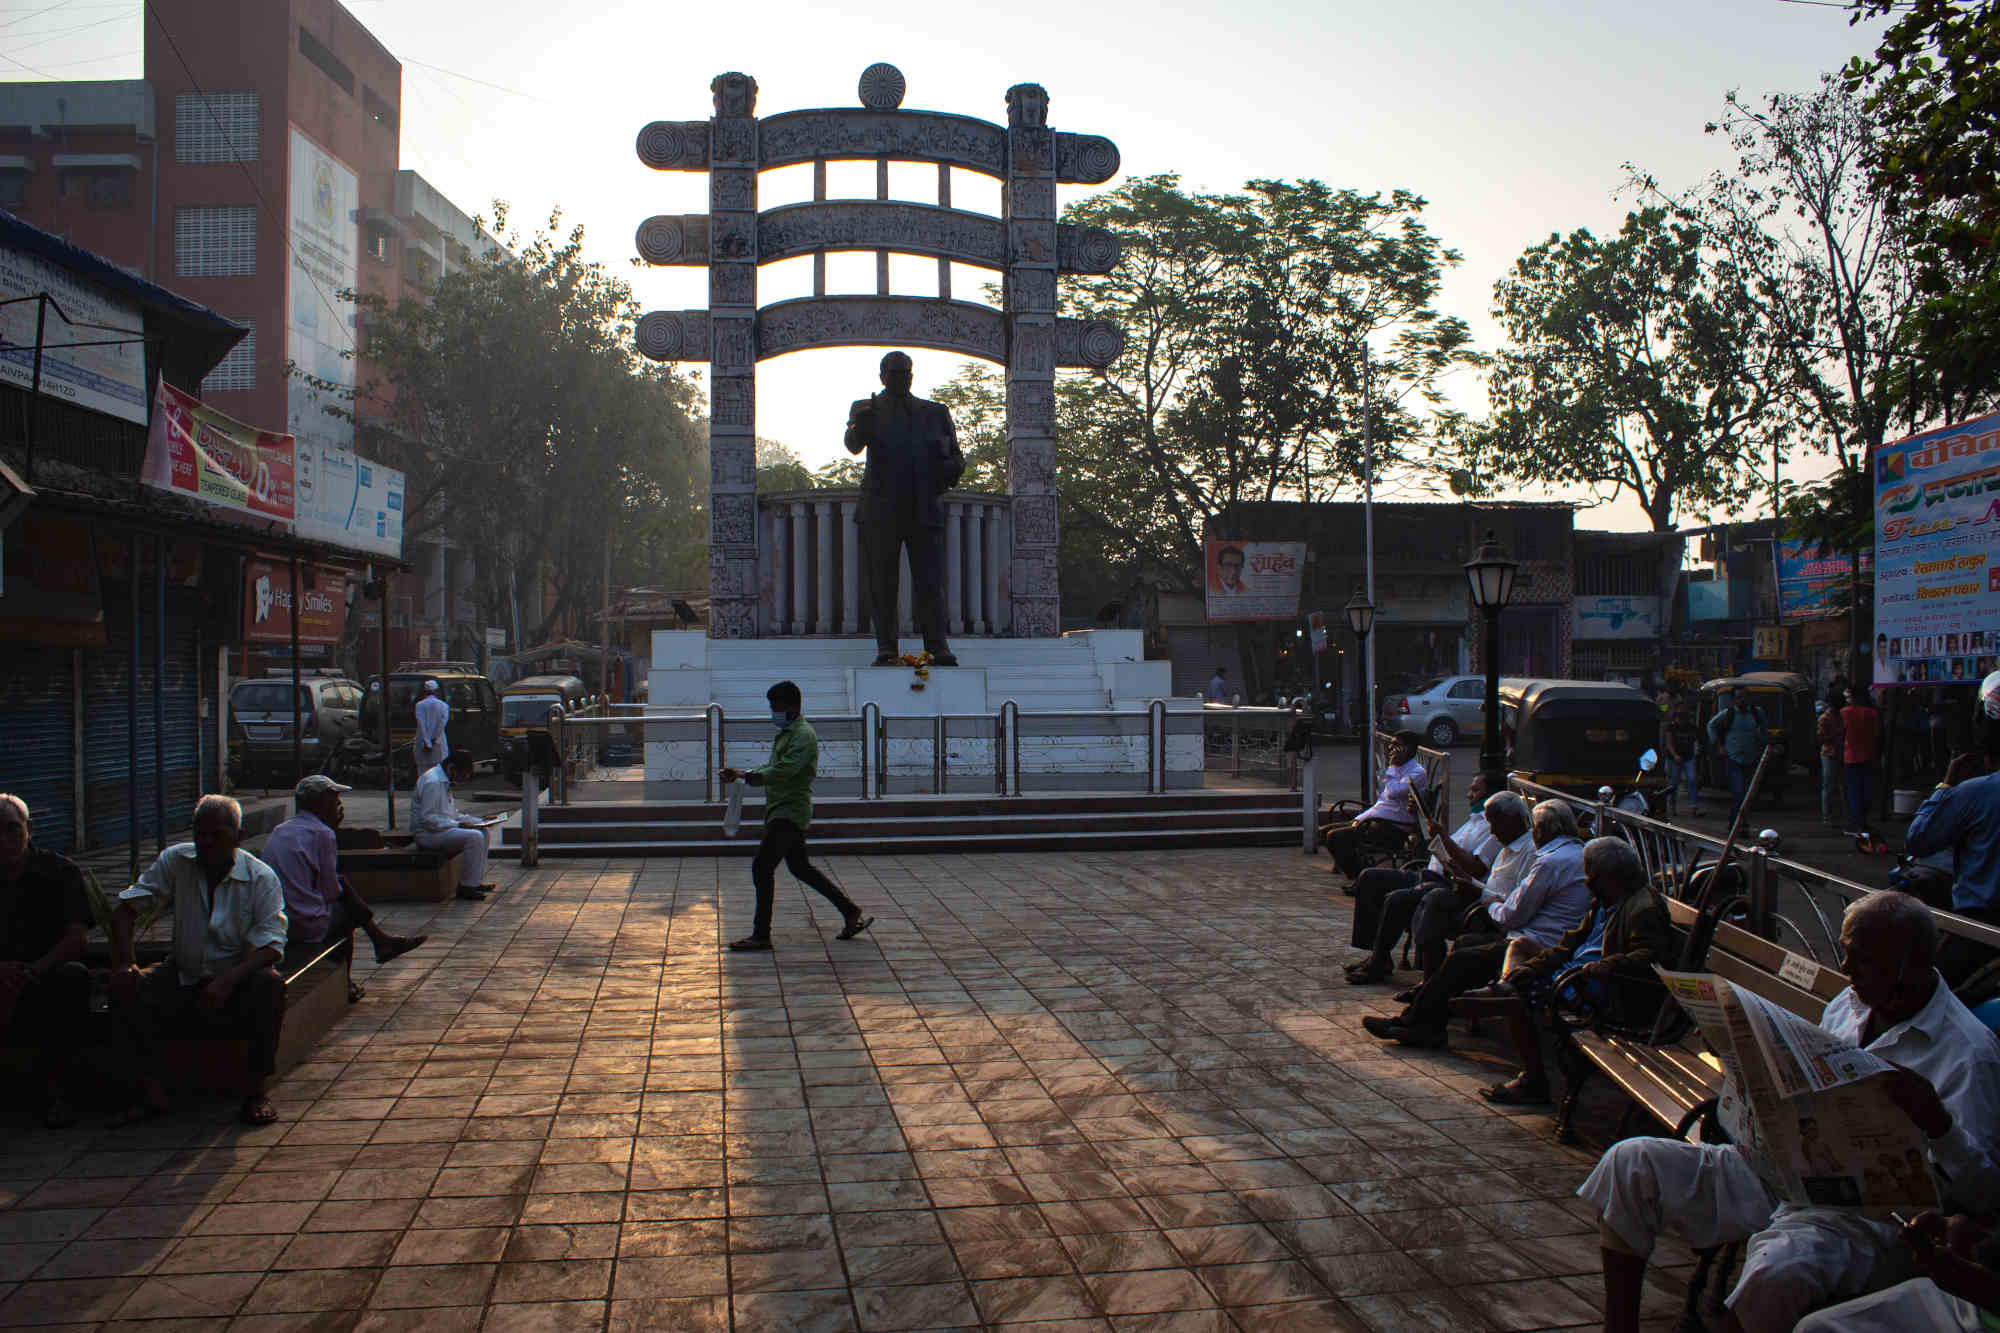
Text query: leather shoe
1360 1014 1408 1039
929 653 959 667
836 914 874 940
872 653 899 666
373 935 426 965
456 887 488 901
1393 1026 1448 1049
728 936 772 952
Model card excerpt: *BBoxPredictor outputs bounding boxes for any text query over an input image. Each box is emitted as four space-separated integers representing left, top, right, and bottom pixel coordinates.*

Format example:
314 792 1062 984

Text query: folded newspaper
1657 968 1939 1212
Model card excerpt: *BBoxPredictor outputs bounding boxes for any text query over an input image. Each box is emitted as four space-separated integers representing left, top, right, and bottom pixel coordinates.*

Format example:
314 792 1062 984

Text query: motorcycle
323 733 417 788
1598 749 1670 821
1888 851 1956 911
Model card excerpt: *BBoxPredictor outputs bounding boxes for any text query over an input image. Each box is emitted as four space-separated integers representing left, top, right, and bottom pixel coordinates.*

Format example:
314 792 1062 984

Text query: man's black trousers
752 819 858 939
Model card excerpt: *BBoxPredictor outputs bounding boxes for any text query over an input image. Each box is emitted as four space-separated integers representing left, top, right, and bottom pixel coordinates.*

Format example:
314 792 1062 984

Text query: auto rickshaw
1694 671 1814 805
1498 678 1668 799
499 675 591 783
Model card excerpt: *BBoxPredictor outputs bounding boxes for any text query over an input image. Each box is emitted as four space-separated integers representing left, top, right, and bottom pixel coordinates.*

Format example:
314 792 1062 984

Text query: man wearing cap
413 679 450 775
263 775 424 1002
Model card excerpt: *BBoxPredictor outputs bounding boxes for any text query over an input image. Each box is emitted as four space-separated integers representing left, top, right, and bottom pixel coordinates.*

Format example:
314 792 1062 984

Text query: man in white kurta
413 680 450 775
1578 891 2000 1332
414 753 491 900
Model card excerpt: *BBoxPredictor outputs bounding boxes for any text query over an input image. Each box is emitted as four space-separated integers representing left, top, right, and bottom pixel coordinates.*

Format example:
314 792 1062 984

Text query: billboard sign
1873 410 2000 687
286 126 357 455
1574 595 1661 641
140 379 295 524
294 440 404 558
1776 540 1870 620
243 558 346 644
0 241 149 424
1204 540 1305 622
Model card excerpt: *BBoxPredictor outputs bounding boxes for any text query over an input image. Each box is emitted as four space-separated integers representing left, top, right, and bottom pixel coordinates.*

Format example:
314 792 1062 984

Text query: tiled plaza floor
0 849 1701 1331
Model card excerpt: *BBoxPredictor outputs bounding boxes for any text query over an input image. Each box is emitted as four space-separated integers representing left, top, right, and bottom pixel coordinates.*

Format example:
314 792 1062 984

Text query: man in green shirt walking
719 680 874 952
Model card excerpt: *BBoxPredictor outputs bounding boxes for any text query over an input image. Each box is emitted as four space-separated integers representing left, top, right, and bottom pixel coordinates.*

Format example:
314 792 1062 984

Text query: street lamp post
1345 585 1376 803
1464 529 1519 791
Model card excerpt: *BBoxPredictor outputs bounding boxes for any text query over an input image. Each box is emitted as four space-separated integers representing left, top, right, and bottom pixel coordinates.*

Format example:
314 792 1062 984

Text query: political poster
1776 540 1870 620
1873 410 2000 688
1204 540 1305 622
286 126 358 454
139 379 295 525
242 558 345 644
0 240 149 424
294 440 404 559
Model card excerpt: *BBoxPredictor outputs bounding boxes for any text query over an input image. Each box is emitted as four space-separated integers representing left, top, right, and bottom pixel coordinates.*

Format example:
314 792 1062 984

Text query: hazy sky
15 0 1891 530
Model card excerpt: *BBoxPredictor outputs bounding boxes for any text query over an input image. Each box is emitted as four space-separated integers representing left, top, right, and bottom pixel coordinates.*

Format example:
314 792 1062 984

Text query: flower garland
895 651 933 690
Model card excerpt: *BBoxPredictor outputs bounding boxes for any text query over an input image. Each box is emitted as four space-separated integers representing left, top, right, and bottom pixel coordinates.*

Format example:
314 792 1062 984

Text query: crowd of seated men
0 777 423 1128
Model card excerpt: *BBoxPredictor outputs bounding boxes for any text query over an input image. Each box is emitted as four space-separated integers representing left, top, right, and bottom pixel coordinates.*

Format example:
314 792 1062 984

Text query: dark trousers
124 960 286 1081
283 890 370 972
1404 936 1509 1033
860 521 947 656
1349 868 1418 949
1324 819 1409 878
1409 884 1475 967
0 960 90 1085
752 819 859 939
1725 759 1753 824
1845 762 1874 829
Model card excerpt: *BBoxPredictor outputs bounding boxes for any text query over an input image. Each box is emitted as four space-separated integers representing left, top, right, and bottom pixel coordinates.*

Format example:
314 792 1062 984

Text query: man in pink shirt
1842 687 1883 829
263 775 424 1001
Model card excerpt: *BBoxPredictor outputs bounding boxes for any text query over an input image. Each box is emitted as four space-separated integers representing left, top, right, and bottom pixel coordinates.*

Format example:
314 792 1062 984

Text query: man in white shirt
1363 798 1589 1048
1321 731 1427 881
1346 773 1505 984
110 794 289 1126
1403 790 1540 978
1580 891 2000 1333
413 680 450 775
415 752 493 901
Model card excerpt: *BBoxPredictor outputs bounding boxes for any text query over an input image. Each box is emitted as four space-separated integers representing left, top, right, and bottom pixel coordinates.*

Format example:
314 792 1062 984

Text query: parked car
359 669 503 778
1380 675 1488 747
227 675 365 784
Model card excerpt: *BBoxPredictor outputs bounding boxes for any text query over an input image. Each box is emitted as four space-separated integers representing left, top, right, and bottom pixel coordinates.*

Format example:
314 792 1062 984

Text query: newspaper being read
1656 969 1938 1212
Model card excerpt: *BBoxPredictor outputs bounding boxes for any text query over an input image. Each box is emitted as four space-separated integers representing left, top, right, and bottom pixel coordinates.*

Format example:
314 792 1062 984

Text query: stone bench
338 838 462 903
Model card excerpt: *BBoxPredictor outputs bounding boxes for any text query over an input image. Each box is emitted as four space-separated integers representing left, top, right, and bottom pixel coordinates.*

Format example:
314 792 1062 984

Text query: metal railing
1201 704 1304 788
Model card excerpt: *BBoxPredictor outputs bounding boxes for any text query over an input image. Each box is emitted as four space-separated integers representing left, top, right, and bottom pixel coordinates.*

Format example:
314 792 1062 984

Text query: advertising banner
0 241 149 424
140 379 295 524
294 440 404 558
1776 540 1870 620
1574 595 1661 641
286 126 357 455
1204 540 1305 622
1873 411 2000 687
243 558 345 644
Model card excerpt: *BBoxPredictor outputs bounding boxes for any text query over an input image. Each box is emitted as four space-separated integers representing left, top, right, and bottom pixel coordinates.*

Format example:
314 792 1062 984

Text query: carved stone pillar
766 502 787 635
789 502 809 635
965 502 986 635
987 503 1009 634
814 500 835 634
706 72 760 638
840 499 860 635
1004 83 1060 638
944 500 965 634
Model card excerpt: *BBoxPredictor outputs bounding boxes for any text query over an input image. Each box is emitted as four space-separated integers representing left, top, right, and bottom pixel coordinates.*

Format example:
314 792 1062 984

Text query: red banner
140 379 295 525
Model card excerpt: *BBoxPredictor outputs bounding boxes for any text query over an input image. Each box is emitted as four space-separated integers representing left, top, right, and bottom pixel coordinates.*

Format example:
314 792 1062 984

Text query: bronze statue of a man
845 351 964 666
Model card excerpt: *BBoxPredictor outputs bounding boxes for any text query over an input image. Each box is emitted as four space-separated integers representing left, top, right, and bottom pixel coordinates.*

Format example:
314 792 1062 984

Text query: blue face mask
1469 795 1487 814
772 710 789 728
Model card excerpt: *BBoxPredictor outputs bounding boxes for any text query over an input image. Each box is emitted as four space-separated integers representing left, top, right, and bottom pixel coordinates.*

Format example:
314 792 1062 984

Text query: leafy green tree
1846 0 2000 420
1473 207 1777 532
755 437 815 492
341 206 705 643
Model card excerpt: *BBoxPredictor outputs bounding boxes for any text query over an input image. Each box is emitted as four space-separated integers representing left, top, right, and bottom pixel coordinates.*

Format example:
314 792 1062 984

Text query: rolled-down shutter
84 588 200 850
0 646 77 853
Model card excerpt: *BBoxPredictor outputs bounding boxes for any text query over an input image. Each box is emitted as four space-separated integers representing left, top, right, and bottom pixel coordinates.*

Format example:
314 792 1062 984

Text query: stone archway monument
632 64 1123 640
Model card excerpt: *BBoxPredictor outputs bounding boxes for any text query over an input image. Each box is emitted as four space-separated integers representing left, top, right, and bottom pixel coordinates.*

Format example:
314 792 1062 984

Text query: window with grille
175 206 257 277
175 92 258 164
0 169 26 208
204 321 256 393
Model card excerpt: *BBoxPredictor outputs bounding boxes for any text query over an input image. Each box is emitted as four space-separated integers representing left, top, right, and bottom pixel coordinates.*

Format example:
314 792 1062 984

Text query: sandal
239 1095 279 1126
1346 961 1393 986
1479 1076 1551 1106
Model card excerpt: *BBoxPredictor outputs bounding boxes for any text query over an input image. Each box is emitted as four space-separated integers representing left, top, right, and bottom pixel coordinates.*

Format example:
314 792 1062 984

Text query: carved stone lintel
1054 133 1120 184
756 108 1008 177
756 296 1006 365
636 120 711 171
1055 318 1126 369
759 201 1007 269
635 310 712 363
1056 224 1120 275
635 215 708 266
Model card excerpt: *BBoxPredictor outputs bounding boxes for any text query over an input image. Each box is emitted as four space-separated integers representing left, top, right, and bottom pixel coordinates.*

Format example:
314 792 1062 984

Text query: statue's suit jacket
844 392 965 529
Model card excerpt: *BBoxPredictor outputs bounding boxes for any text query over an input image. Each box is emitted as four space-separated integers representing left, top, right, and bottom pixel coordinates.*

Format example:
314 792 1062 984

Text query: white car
1380 675 1487 747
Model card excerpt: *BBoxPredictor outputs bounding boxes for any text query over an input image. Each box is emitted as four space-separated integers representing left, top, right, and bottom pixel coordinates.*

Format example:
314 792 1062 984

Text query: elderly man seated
1362 798 1590 1049
415 752 495 901
111 795 288 1126
1346 775 1506 986
1579 890 2000 1333
0 793 92 1127
263 774 424 1002
1469 835 1674 1106
1321 731 1427 883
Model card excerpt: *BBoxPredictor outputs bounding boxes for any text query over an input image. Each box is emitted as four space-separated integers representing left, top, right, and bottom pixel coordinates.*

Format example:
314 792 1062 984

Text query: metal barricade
1200 705 1302 787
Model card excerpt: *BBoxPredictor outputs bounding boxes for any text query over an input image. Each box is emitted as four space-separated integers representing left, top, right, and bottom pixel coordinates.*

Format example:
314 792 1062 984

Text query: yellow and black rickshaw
1498 678 1668 799
499 674 589 771
1694 671 1814 804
